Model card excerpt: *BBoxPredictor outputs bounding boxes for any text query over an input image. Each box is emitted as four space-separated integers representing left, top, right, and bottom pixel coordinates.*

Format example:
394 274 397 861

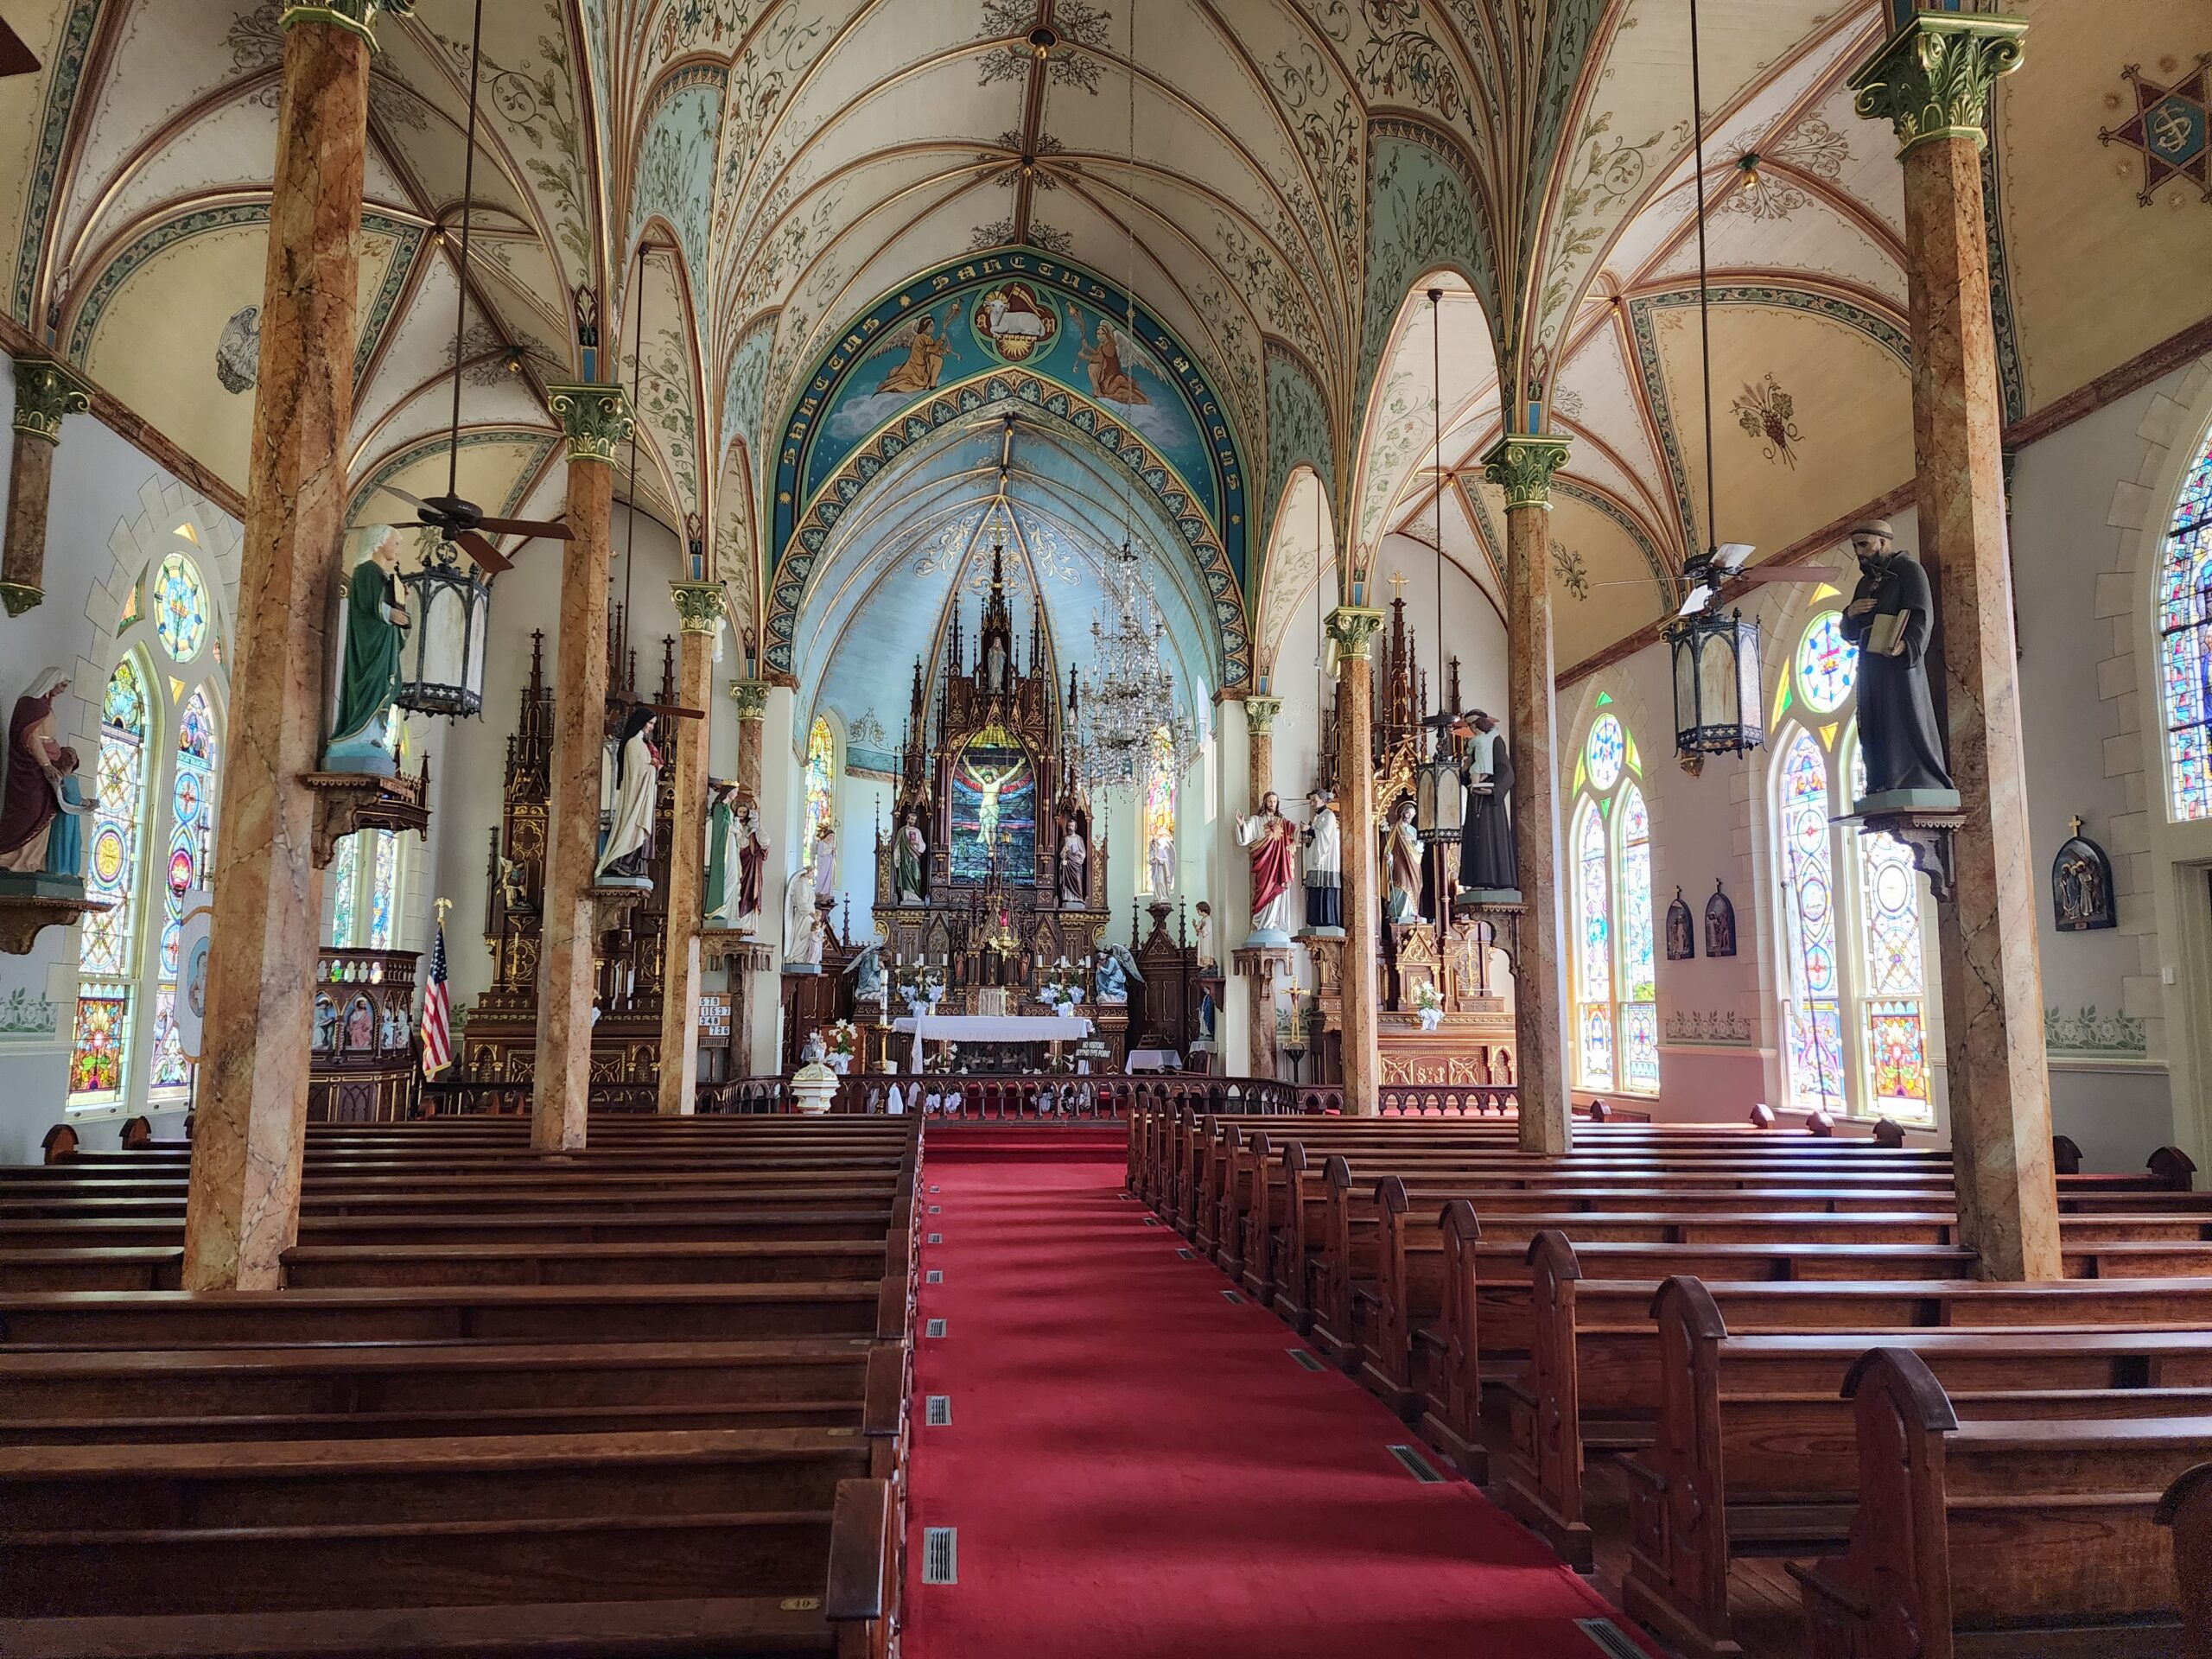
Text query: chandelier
1069 537 1198 796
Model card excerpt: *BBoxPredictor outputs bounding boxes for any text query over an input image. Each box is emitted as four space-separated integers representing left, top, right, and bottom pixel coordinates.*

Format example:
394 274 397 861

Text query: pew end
41 1125 77 1166
1422 1200 1489 1484
826 1477 899 1659
1497 1230 1592 1570
2054 1134 2084 1176
2154 1462 2212 1659
1747 1105 1776 1130
2152 1147 2199 1192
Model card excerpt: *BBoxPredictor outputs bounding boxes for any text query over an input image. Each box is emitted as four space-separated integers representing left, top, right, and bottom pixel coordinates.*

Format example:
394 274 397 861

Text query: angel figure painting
1068 306 1148 405
869 301 962 397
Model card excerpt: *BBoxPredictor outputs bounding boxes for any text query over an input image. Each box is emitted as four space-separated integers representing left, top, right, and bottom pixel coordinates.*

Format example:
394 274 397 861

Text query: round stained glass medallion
1796 611 1857 714
154 552 209 664
1586 714 1626 791
92 825 125 886
168 848 194 893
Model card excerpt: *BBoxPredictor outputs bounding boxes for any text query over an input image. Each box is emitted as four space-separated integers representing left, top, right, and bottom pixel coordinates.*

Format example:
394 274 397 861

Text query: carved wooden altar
308 948 422 1121
451 617 681 1094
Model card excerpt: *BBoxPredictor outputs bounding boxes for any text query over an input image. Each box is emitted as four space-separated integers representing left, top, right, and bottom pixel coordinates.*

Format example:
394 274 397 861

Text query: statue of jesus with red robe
1236 790 1298 944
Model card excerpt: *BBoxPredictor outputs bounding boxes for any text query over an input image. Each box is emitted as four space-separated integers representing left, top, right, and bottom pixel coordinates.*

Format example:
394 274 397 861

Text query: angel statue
844 939 887 1005
784 864 823 971
868 301 962 397
1095 942 1144 1006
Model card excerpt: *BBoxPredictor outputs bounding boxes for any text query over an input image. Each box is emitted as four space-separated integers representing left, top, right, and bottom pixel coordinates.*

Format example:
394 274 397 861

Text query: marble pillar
531 384 632 1150
1484 435 1574 1154
728 678 767 1076
1243 694 1281 1078
1 359 92 616
656 584 723 1115
180 9 374 1292
1854 10 2058 1281
1326 606 1384 1115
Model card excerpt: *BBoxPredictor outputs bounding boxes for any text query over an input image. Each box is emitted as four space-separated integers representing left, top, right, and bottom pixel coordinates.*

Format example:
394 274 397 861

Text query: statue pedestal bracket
1846 803 1967 903
0 887 111 955
302 766 430 870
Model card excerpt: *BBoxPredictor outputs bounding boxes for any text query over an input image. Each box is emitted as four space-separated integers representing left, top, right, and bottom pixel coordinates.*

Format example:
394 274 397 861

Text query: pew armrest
1786 1557 1869 1618
826 1476 895 1624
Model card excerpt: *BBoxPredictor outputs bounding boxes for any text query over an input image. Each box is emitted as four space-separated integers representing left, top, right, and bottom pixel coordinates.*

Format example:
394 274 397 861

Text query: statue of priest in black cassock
1837 519 1955 804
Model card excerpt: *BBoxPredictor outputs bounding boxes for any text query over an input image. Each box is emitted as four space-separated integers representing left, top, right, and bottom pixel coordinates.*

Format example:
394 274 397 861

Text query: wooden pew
1790 1348 2210 1658
1610 1276 2212 1654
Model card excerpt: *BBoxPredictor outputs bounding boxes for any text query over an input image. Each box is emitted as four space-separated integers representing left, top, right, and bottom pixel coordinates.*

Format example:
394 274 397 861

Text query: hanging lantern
1667 607 1763 760
396 541 491 717
1416 745 1465 842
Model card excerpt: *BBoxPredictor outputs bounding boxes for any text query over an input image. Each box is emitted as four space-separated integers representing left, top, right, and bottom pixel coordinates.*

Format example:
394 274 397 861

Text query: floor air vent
927 1232 943 1244
1177 1248 1195 1260
1287 1348 1325 1371
1221 1289 1244 1305
1386 1444 1445 1484
929 1205 942 1215
925 1319 947 1338
1576 1618 1643 1658
921 1527 958 1585
925 1395 952 1427
925 1269 944 1284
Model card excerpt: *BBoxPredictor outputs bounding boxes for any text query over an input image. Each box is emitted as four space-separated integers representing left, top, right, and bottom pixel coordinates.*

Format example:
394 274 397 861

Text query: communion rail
415 1073 1344 1119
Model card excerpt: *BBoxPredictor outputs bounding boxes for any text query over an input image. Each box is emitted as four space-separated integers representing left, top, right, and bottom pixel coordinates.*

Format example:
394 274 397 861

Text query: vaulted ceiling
4 0 2206 682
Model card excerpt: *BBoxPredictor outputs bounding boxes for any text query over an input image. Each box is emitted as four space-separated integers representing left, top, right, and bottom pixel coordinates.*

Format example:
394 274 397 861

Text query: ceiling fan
1675 542 1836 618
366 0 569 577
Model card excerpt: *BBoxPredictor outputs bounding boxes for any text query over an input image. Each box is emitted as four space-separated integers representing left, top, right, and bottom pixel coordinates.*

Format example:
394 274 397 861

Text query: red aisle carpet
903 1131 1657 1659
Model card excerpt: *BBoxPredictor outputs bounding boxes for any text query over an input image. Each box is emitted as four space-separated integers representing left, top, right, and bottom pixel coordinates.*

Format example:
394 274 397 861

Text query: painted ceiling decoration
0 0 2203 684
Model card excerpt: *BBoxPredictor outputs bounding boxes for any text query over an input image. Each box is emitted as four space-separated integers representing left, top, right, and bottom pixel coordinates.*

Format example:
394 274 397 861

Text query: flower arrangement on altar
1039 956 1084 1016
895 955 947 1016
1412 978 1445 1033
818 1020 859 1074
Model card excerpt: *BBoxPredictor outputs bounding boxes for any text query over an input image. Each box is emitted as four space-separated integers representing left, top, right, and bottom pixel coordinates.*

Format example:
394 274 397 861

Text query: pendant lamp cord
445 0 486 502
1689 0 1717 557
1431 288 1444 713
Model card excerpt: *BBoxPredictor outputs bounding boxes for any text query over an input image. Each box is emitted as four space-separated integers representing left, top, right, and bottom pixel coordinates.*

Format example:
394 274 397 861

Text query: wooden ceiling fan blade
634 701 706 721
476 515 572 540
0 19 40 78
378 484 435 512
454 530 512 575
1738 563 1838 585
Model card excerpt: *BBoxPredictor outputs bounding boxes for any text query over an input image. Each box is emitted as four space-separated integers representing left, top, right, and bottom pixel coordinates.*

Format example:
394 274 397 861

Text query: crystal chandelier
1070 537 1198 796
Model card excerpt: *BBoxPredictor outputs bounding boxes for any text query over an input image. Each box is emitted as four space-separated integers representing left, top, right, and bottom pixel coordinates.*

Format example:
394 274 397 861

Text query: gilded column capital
1243 695 1283 736
280 0 415 46
1325 605 1386 662
671 581 728 637
1849 12 2026 157
728 679 770 718
11 357 92 444
1479 434 1573 512
545 383 635 463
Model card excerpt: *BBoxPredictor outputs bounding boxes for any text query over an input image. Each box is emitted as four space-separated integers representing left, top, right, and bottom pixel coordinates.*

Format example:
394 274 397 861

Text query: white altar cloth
892 1013 1090 1071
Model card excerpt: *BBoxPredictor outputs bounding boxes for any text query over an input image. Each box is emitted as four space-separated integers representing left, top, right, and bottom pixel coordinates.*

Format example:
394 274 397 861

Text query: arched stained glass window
1778 728 1844 1111
326 829 403 950
369 830 399 949
2159 430 2212 820
1141 726 1176 893
1619 785 1658 1094
803 716 836 855
329 834 359 946
1851 741 1930 1113
1575 803 1614 1089
153 552 209 664
150 690 218 1096
71 657 152 1102
1572 712 1658 1095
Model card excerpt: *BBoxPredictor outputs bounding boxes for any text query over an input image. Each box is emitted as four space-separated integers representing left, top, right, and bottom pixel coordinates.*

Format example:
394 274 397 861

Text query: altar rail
1376 1083 1526 1118
417 1074 1344 1120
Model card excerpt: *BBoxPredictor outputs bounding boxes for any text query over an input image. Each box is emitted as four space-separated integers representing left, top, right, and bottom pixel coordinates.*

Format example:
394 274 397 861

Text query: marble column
1 359 92 616
1241 694 1282 1078
530 384 632 1150
1326 605 1385 1115
655 583 723 1115
1483 435 1573 1154
731 679 767 804
1853 10 2058 1281
180 7 376 1292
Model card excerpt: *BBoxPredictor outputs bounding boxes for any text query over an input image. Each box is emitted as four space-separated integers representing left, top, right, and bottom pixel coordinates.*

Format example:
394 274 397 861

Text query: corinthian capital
1479 434 1573 512
545 384 636 464
1849 11 2026 157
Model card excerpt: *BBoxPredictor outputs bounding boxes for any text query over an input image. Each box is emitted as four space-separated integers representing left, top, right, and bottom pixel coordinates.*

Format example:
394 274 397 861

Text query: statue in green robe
704 780 737 922
324 528 410 776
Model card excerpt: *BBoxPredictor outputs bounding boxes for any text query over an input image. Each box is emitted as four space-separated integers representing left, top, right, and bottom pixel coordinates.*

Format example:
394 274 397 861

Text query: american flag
419 919 452 1077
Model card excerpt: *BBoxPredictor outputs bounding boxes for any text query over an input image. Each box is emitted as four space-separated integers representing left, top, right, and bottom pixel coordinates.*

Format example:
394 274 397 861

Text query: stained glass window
1586 714 1625 792
329 833 359 946
1621 786 1655 1004
1852 740 1929 1111
1796 610 1858 714
1576 803 1613 1088
369 830 399 949
151 690 218 1096
1141 727 1176 893
803 716 836 855
1779 728 1845 1111
2159 430 2212 820
153 551 209 664
71 658 150 1103
1623 1003 1660 1096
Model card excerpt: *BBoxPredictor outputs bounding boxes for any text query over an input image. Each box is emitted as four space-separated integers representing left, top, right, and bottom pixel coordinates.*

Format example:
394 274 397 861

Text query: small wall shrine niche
2051 816 2117 932
1704 879 1737 958
1666 887 1695 961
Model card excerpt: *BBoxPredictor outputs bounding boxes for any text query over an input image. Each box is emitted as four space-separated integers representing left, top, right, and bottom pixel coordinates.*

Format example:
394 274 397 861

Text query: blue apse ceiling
794 412 1218 758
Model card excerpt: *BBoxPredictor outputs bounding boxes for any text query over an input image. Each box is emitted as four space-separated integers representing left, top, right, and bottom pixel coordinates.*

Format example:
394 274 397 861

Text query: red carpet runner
903 1127 1656 1658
